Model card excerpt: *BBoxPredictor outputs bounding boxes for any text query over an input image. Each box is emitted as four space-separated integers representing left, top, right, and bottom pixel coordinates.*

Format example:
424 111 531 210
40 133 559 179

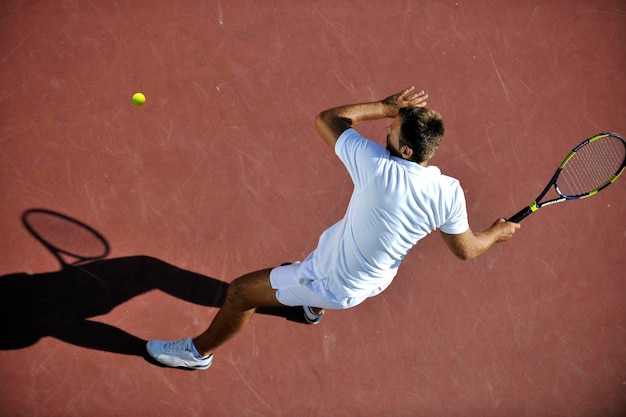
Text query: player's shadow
0 209 306 361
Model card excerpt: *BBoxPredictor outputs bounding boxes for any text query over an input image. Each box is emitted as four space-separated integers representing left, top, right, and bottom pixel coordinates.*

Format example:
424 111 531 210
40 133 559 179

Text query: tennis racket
22 209 110 268
508 132 626 223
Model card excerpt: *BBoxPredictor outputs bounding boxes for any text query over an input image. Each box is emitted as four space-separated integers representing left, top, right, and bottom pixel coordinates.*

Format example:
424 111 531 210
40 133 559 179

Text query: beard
386 135 404 158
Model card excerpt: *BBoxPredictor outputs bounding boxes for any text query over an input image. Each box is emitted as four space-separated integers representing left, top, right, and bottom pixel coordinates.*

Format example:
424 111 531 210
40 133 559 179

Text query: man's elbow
450 244 482 261
315 111 350 150
315 110 343 131
314 111 328 132
453 250 474 261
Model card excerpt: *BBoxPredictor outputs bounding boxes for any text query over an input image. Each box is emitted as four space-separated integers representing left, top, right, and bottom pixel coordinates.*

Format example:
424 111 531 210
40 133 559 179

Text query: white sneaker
146 337 213 370
303 306 324 324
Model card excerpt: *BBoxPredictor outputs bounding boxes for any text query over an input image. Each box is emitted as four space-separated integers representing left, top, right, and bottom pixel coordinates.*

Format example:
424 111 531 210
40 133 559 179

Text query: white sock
191 341 209 359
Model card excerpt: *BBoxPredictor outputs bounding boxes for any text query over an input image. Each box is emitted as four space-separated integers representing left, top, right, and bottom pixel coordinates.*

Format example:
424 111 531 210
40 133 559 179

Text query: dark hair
398 107 444 163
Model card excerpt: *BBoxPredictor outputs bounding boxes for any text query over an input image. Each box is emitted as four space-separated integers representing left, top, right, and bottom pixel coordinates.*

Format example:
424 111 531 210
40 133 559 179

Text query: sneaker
146 337 213 370
303 306 324 324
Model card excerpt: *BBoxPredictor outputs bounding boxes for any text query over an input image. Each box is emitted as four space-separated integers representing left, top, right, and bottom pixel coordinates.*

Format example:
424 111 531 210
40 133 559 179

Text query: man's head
386 107 444 164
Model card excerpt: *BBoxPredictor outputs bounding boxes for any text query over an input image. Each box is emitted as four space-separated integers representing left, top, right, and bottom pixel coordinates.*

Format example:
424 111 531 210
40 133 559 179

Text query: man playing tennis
147 87 520 369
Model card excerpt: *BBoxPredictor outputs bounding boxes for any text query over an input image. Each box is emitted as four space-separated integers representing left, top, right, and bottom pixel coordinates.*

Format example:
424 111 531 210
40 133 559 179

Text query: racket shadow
0 210 306 360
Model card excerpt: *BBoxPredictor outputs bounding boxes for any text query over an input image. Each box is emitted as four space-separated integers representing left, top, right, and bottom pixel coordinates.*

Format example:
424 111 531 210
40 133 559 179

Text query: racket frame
508 132 626 223
22 208 110 267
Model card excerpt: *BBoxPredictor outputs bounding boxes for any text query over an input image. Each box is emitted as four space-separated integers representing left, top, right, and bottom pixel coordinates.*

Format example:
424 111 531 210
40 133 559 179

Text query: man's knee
226 277 249 306
225 269 275 309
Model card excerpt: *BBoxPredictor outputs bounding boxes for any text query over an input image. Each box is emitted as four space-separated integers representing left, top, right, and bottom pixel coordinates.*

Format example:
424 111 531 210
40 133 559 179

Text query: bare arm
315 86 429 150
440 219 520 260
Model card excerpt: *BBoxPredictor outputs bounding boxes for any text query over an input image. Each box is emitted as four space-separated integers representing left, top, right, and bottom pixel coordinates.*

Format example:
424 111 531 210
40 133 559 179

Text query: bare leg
192 268 283 357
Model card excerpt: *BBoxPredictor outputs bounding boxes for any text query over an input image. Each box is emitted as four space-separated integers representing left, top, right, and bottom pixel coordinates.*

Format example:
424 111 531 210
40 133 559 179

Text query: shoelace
163 339 191 353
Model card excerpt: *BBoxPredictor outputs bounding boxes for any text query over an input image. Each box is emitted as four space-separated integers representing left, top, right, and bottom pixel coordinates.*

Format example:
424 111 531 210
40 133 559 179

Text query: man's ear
400 145 413 160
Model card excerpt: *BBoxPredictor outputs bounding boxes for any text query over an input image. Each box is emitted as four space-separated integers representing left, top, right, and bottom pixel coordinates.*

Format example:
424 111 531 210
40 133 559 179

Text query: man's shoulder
437 171 460 184
337 128 364 148
337 128 386 159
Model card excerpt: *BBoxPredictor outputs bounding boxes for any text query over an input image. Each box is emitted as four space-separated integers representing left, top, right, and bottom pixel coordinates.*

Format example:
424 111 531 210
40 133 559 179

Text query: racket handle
507 206 533 223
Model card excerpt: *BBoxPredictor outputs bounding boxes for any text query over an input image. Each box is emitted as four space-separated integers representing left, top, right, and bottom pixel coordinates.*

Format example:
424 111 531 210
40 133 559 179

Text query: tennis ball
132 92 145 106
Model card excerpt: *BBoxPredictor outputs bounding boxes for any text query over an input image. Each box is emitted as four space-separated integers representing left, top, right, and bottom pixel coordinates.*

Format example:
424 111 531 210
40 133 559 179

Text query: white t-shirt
303 128 469 300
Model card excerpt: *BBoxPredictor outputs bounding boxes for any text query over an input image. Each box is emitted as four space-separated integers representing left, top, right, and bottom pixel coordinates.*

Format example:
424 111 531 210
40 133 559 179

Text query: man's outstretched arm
440 219 520 260
315 87 429 150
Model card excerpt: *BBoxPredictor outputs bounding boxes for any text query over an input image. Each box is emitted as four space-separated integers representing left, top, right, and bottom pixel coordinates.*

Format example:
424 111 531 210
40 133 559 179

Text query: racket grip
507 206 533 223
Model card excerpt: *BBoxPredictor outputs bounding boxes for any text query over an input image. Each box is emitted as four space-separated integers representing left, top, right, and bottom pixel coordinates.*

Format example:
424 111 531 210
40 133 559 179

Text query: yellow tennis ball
132 92 145 106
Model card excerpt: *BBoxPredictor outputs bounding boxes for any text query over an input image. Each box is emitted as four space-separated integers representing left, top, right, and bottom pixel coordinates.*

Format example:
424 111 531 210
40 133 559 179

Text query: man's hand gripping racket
508 132 626 223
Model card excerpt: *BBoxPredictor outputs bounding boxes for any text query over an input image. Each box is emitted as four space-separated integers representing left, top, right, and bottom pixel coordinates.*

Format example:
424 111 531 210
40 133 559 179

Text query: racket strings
25 212 109 261
558 135 626 197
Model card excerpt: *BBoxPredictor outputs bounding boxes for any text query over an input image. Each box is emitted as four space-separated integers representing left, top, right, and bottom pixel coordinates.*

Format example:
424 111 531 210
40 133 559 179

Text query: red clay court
1 1 625 416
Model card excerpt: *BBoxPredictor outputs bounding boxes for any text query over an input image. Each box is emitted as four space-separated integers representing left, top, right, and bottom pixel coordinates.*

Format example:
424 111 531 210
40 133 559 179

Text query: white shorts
269 262 369 310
